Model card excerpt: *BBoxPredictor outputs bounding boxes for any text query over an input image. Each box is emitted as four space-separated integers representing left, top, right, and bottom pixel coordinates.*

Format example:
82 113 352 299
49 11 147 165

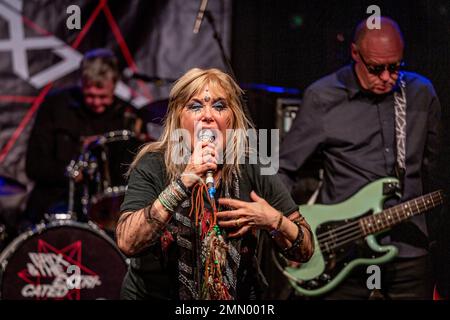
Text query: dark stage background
0 0 448 298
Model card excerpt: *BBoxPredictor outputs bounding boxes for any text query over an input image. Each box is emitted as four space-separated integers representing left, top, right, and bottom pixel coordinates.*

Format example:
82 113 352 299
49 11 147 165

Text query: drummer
24 48 143 227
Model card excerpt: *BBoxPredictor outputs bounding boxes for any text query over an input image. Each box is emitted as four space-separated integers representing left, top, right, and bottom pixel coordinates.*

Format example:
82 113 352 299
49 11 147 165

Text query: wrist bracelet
158 179 189 212
283 219 304 255
176 177 191 196
269 211 284 238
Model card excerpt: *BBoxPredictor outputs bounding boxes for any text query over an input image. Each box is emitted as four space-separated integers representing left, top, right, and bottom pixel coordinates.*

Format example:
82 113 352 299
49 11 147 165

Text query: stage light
289 14 304 29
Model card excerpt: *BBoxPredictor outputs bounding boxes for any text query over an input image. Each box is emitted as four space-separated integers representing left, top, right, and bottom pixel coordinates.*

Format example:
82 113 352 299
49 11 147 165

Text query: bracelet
283 219 304 255
176 177 191 196
269 211 284 238
158 179 189 212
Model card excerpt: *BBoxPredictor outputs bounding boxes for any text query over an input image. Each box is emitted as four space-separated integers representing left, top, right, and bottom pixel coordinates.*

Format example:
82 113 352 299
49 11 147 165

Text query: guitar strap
393 72 407 193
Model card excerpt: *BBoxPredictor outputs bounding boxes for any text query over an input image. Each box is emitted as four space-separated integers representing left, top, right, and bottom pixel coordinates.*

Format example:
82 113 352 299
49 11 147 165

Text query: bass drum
0 220 128 300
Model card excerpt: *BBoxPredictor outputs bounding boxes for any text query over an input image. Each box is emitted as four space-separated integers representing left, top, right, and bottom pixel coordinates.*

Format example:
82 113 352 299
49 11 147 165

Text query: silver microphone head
198 129 215 143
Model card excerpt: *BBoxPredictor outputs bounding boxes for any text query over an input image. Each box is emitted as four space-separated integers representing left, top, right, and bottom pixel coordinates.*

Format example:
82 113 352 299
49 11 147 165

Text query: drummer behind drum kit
0 130 143 300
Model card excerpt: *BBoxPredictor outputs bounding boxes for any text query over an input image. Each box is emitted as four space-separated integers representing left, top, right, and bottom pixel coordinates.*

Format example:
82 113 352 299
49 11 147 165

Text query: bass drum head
0 221 127 300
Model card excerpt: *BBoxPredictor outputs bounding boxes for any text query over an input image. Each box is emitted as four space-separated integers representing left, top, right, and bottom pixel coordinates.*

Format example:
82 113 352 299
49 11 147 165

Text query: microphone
198 129 216 199
193 0 209 34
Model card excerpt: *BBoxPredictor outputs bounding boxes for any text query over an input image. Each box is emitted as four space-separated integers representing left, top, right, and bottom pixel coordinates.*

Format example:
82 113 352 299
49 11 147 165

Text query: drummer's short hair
80 48 119 87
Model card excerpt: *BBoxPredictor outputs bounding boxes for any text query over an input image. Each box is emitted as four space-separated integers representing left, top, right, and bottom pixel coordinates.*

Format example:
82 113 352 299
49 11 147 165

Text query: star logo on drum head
16 239 100 300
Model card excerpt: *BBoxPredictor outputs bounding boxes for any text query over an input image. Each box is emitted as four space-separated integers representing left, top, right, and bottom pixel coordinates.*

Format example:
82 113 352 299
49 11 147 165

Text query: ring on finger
235 218 240 227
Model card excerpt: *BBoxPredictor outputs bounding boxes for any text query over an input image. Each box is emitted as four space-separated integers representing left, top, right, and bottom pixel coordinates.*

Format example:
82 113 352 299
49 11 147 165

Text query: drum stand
68 177 76 217
66 157 82 220
66 151 92 221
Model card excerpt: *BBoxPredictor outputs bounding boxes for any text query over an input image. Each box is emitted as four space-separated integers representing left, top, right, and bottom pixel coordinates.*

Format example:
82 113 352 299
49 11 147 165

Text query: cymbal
0 176 26 196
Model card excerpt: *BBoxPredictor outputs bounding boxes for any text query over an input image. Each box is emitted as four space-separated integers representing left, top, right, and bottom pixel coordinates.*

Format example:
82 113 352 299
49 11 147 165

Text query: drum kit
66 130 142 232
0 130 144 300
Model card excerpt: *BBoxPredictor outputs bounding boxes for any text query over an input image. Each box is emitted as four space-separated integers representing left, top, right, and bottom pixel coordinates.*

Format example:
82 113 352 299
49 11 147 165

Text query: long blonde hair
131 68 253 188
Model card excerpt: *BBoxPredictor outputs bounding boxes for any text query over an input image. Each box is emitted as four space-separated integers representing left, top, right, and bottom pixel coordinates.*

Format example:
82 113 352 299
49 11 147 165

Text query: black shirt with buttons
278 64 441 257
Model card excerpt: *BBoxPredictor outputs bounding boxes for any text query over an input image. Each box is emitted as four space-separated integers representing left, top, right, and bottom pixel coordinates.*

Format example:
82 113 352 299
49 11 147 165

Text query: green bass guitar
285 177 444 297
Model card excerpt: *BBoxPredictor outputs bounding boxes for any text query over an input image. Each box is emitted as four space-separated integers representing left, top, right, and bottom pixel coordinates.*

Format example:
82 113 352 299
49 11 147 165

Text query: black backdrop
231 0 450 296
232 0 449 107
0 0 447 299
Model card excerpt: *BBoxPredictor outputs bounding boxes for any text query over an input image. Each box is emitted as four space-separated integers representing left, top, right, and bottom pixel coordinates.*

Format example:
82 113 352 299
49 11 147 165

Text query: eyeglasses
358 52 404 76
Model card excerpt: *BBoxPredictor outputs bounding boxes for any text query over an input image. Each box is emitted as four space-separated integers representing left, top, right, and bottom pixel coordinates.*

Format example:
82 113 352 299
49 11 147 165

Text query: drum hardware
68 173 76 217
94 130 134 145
66 159 80 180
99 149 111 191
44 212 75 222
66 130 142 232
81 181 90 218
